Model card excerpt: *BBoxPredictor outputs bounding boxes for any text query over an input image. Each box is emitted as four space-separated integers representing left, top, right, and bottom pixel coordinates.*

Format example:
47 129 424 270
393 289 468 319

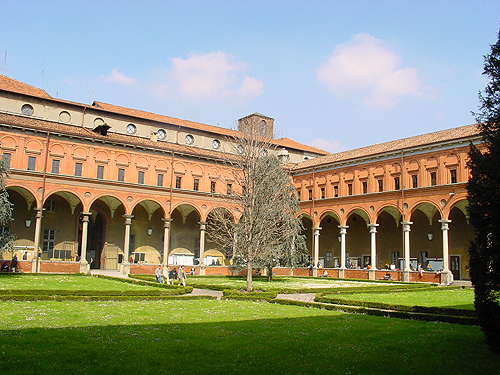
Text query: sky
1 1 500 153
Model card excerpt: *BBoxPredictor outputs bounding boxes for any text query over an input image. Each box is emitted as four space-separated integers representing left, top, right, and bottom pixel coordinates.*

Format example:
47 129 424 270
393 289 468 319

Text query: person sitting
322 270 329 277
382 272 393 280
426 263 433 271
1 261 8 272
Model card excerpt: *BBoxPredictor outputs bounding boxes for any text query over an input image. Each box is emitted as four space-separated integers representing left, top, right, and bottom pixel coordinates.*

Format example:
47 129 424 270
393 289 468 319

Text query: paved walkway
276 293 316 303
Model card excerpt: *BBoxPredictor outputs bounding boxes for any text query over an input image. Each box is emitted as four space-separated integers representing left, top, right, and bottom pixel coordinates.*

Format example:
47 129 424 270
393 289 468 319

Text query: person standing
11 255 18 272
178 265 186 286
155 266 163 283
163 266 170 285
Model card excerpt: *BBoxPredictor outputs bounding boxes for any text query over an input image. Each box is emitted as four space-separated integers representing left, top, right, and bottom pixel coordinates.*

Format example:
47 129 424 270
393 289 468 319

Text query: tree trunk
246 261 253 291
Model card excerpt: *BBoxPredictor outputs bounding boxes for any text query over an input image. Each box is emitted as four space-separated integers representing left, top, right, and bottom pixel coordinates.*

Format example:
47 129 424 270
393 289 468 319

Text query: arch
6 185 38 210
116 153 130 165
373 166 384 177
94 150 110 163
133 198 165 221
90 194 127 218
191 165 203 176
0 135 17 149
411 201 441 225
426 156 438 169
49 143 66 157
376 205 403 226
174 162 186 173
136 156 149 169
449 198 468 222
25 139 43 153
44 190 84 215
72 146 88 160
155 159 169 171
445 153 459 166
407 159 420 172
345 207 370 225
390 163 402 174
319 210 341 223
171 202 202 222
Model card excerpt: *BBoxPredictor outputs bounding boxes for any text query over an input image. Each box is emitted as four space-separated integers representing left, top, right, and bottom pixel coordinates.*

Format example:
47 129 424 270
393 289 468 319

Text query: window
51 159 60 174
227 183 232 195
450 169 457 184
321 187 326 199
347 183 353 196
97 165 104 179
27 156 36 171
42 229 56 254
118 168 125 182
430 171 437 186
74 162 82 177
134 252 145 263
21 104 34 116
308 189 312 200
394 176 400 190
334 185 339 197
193 178 199 191
297 190 301 201
210 181 216 194
45 199 56 212
412 174 418 188
129 234 136 254
138 171 145 184
362 181 367 194
175 176 182 189
185 134 194 145
2 153 11 168
378 179 383 192
157 174 164 187
325 252 332 268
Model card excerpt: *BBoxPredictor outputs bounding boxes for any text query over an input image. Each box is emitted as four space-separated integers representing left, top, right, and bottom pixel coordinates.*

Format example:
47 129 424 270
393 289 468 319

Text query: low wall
39 261 80 273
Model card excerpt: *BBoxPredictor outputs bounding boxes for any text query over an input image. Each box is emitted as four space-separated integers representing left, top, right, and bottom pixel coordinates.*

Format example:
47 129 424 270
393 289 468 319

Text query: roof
0 75 52 99
0 75 325 155
293 124 481 170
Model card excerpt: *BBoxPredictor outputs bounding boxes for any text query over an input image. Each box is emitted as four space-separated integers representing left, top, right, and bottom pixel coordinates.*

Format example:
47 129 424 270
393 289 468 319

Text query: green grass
0 299 497 374
323 287 475 310
0 274 155 291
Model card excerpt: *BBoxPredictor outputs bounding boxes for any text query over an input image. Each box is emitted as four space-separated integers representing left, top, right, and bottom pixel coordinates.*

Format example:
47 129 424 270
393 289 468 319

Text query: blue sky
1 1 499 152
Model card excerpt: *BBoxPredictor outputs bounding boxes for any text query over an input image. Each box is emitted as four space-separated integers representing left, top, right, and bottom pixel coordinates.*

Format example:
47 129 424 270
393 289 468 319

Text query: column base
79 260 90 274
199 266 206 276
440 270 454 286
338 268 346 279
31 259 39 273
403 270 410 282
368 268 377 280
312 268 318 277
120 262 131 276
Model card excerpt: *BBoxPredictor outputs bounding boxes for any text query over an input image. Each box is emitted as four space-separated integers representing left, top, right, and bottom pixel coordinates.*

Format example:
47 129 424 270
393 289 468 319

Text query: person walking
155 266 163 283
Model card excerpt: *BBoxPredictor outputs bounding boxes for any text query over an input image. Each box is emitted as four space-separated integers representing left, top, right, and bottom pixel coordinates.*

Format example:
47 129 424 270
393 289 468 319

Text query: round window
212 139 220 149
157 129 166 140
237 145 244 154
126 124 137 134
185 134 194 145
21 104 34 116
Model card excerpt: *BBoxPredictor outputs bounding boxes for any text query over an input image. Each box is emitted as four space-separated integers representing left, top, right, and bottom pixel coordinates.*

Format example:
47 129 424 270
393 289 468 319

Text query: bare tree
0 157 14 254
207 121 306 291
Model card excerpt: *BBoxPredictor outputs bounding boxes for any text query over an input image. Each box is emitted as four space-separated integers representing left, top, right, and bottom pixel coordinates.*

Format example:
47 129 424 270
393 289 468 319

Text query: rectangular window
308 189 312 200
45 199 56 212
117 168 125 182
129 234 136 254
51 159 60 174
138 171 145 184
325 252 332 268
27 156 36 171
362 181 367 194
297 190 301 201
2 153 11 168
210 181 216 193
227 183 232 195
430 171 437 186
97 165 104 179
334 185 339 197
193 178 199 191
378 179 383 192
42 229 56 254
321 187 325 199
74 162 82 177
175 176 182 189
134 252 145 263
412 174 418 188
394 176 400 190
347 183 353 196
157 174 164 187
450 169 457 184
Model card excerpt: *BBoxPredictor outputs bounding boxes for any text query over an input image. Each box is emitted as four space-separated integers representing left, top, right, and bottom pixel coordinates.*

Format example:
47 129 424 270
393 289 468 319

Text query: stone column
79 212 92 273
121 215 134 275
402 221 412 282
439 219 453 285
31 207 44 273
313 227 321 277
368 223 379 280
338 225 348 278
162 218 171 267
199 222 207 275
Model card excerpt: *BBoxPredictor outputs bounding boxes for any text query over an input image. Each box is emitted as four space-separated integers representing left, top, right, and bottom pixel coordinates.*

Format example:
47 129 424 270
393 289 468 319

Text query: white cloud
308 138 344 153
101 68 137 85
317 33 429 109
157 51 263 103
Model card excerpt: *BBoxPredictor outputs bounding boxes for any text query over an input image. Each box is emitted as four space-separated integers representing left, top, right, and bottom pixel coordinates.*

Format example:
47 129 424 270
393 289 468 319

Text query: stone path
275 293 316 303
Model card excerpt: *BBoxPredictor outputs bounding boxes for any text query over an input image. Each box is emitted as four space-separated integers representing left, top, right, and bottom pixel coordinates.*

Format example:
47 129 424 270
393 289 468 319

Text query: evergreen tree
467 30 500 355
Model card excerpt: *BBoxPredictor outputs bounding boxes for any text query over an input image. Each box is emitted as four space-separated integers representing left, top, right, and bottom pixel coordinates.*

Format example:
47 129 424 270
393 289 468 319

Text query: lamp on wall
25 220 31 228
427 233 433 241
147 228 153 236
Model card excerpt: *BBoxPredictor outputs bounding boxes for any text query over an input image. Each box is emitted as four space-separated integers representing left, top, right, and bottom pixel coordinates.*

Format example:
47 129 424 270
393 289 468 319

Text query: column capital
163 217 171 228
367 223 379 233
438 219 452 230
313 227 322 235
338 225 348 234
199 221 207 231
123 214 134 225
402 221 413 232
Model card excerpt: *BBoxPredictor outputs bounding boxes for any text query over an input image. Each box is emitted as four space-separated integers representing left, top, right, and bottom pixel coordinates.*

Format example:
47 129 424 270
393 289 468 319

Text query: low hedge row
273 298 478 325
0 288 191 296
315 295 476 317
0 294 214 302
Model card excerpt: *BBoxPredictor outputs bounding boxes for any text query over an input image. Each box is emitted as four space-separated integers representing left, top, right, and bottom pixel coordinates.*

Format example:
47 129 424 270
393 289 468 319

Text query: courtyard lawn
323 287 475 310
0 299 497 375
0 274 156 291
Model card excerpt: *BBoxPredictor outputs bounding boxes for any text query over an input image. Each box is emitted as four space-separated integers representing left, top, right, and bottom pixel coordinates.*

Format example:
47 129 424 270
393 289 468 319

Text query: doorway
450 255 460 280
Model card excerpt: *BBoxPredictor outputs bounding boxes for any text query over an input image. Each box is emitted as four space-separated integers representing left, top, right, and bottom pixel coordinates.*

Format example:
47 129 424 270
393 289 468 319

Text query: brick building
0 75 478 283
